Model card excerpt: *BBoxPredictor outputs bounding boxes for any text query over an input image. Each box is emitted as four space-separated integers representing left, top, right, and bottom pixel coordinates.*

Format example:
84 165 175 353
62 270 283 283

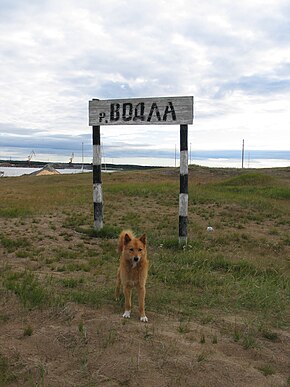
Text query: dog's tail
118 230 134 255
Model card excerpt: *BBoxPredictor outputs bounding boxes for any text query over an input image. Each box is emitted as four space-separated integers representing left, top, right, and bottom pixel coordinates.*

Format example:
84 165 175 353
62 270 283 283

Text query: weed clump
4 271 50 309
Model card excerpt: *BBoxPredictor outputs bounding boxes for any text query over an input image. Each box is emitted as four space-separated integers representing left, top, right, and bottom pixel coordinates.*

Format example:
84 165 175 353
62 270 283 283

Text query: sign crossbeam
89 96 193 126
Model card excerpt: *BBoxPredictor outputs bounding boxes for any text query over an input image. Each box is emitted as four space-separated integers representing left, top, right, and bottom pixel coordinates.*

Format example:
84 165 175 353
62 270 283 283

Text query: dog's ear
124 233 131 245
139 234 146 246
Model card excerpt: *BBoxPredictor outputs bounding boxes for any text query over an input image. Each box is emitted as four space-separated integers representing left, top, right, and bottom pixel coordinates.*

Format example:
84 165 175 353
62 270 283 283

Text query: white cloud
0 0 289 165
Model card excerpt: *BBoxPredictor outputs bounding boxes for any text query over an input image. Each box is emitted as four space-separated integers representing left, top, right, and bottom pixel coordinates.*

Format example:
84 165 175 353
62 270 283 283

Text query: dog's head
124 233 147 267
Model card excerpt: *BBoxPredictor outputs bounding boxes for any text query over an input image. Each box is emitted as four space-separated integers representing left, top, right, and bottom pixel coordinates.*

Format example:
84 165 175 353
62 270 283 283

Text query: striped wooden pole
179 124 188 245
92 125 103 230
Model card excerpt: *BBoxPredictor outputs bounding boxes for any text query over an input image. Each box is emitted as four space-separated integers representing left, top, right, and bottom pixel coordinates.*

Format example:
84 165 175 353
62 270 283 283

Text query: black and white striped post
92 125 103 230
179 124 188 245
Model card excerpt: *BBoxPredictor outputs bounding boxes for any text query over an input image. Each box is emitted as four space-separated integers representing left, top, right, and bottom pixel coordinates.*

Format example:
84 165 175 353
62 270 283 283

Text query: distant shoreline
1 150 289 170
1 149 290 171
0 160 161 172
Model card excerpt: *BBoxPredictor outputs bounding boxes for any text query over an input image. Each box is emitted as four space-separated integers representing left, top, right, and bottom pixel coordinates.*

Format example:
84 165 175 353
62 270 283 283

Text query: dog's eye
138 248 142 252
129 248 134 252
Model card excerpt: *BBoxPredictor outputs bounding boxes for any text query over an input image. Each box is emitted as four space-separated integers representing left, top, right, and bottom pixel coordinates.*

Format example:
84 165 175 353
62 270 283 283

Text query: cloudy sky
0 0 290 165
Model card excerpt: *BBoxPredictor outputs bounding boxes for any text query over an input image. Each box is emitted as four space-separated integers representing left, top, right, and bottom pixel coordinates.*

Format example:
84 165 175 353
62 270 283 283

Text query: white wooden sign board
89 96 193 126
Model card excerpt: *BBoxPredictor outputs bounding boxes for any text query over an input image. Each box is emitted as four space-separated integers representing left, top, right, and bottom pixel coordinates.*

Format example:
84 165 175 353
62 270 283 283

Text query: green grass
0 234 31 253
215 172 290 201
0 167 289 332
257 364 276 377
0 208 33 218
0 173 92 218
59 278 84 288
0 354 15 385
3 271 53 309
23 325 33 337
76 224 122 239
148 249 289 323
220 172 275 186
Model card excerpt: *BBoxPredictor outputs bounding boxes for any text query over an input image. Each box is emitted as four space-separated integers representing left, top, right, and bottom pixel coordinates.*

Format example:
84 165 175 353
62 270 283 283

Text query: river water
0 167 92 177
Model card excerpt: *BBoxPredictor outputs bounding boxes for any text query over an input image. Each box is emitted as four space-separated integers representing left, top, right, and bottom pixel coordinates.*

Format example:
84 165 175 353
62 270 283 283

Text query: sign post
92 124 103 230
89 96 194 243
179 124 188 245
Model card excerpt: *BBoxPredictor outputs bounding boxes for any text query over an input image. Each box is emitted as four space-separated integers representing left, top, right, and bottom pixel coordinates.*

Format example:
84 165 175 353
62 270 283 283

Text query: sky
0 0 290 165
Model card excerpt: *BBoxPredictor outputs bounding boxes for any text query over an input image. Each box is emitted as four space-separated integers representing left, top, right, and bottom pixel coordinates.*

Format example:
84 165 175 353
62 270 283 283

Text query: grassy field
0 165 289 386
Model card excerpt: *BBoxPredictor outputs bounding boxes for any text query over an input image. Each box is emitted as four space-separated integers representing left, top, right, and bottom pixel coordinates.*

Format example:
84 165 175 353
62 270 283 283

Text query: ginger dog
115 230 149 322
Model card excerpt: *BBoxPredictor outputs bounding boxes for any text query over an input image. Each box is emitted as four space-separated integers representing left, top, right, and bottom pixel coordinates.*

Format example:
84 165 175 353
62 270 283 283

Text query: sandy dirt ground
1 299 289 386
0 214 289 386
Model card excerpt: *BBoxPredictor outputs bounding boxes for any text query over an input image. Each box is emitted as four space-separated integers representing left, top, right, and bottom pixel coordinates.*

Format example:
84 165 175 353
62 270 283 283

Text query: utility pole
81 142 84 172
175 144 177 168
241 139 245 169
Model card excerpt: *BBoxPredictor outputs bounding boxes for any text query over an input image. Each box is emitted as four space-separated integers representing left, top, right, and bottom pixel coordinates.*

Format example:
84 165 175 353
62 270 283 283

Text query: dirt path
0 296 289 386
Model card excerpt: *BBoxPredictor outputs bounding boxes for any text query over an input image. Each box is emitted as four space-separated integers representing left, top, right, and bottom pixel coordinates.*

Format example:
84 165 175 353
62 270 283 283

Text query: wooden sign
89 96 193 126
89 94 194 245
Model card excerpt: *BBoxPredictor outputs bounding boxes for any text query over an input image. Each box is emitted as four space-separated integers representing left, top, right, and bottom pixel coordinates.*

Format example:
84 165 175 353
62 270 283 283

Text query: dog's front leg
137 285 148 322
123 285 132 318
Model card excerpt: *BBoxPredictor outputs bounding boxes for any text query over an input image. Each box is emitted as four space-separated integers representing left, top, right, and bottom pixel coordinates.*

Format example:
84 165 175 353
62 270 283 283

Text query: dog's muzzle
133 256 139 262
